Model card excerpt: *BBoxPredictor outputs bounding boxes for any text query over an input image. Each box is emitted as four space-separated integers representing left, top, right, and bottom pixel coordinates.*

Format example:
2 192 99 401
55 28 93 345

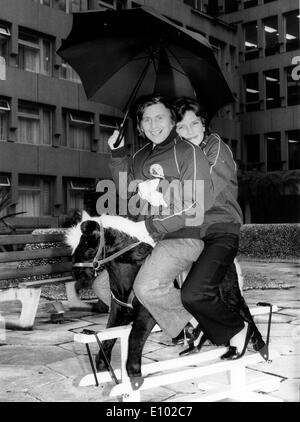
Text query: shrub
238 223 300 259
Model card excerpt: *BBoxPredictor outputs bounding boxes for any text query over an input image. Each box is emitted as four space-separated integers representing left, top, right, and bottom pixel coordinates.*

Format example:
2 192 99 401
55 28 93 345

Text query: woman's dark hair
135 95 176 137
173 97 210 135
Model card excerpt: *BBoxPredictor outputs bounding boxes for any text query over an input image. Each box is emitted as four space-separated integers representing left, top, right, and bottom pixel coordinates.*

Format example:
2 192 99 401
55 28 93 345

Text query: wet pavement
0 260 299 402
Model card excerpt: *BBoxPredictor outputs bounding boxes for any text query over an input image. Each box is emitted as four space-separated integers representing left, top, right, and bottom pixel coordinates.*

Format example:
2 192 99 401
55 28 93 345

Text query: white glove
108 129 125 150
138 179 168 208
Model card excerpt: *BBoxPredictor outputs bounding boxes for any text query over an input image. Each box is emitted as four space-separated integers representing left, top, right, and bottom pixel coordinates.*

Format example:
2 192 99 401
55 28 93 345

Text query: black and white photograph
0 0 299 406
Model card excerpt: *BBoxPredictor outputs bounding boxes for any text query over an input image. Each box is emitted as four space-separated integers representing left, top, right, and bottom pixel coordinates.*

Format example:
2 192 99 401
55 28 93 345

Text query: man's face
140 103 174 145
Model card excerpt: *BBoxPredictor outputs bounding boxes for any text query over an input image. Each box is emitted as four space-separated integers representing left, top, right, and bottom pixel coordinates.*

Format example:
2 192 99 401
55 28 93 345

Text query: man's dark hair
136 95 176 137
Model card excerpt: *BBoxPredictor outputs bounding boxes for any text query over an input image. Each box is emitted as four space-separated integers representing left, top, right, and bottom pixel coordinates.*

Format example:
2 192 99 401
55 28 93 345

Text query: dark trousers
181 232 244 346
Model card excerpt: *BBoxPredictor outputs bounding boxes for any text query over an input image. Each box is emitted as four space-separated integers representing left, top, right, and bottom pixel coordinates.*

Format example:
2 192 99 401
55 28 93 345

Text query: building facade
218 0 300 222
0 0 298 231
219 0 299 173
0 0 241 231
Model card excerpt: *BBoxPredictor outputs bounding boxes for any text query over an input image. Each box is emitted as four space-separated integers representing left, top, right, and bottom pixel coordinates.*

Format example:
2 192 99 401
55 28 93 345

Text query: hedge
238 223 300 259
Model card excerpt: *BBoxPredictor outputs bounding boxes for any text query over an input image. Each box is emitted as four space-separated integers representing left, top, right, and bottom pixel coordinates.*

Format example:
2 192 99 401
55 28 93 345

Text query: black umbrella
57 6 234 146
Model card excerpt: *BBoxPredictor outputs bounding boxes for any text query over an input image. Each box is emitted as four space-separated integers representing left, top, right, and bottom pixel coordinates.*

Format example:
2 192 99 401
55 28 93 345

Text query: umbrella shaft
114 58 151 148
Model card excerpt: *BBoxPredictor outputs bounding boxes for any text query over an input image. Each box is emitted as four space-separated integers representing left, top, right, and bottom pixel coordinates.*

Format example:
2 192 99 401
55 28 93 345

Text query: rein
73 240 141 271
72 220 141 310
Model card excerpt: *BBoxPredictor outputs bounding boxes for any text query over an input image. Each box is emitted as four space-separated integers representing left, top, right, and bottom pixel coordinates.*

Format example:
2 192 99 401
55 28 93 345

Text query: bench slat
22 275 73 287
0 233 65 246
0 247 72 263
0 262 72 280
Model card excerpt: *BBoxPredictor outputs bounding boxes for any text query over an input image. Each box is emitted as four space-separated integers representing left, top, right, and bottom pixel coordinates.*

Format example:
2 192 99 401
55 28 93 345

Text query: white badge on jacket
138 179 167 208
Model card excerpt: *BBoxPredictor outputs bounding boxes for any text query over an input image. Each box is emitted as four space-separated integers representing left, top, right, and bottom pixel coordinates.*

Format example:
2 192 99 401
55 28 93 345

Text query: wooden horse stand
74 304 282 402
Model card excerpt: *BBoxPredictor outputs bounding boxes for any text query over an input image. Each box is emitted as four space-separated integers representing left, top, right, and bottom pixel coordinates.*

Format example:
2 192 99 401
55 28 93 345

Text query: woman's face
176 110 205 146
140 103 174 145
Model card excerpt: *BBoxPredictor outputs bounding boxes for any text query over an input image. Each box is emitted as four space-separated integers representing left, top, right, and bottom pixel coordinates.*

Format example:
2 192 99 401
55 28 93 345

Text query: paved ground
0 260 299 403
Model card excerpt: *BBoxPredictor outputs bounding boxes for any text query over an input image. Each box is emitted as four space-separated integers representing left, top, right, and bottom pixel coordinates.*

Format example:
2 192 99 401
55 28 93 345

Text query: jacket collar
150 127 178 151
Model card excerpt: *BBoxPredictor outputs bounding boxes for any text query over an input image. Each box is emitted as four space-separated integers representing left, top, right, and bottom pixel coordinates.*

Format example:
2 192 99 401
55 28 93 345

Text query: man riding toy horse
67 95 268 389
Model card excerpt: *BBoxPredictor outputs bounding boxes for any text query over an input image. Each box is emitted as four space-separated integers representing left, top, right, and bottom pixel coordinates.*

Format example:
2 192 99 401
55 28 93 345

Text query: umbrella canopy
57 6 234 119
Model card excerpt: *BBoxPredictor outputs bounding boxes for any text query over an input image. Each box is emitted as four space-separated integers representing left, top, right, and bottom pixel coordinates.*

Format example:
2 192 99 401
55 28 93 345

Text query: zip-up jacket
198 133 243 237
109 128 213 239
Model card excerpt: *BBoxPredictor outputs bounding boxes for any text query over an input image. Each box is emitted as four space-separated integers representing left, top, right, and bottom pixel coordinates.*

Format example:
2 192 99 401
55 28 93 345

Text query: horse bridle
72 220 141 309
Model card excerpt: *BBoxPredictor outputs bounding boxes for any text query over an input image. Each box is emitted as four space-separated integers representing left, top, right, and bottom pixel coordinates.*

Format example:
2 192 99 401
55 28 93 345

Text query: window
287 130 300 170
243 0 258 9
69 0 88 12
0 173 11 218
184 0 205 12
64 178 94 212
53 0 67 11
263 16 279 56
206 0 219 17
244 22 258 60
286 66 300 106
265 132 282 171
245 134 261 169
0 98 10 141
0 175 10 187
99 115 121 154
97 0 116 10
52 0 88 12
209 37 226 68
16 175 53 217
229 45 236 71
285 11 300 52
18 102 52 145
18 30 52 76
0 23 10 62
33 0 51 6
244 73 260 111
224 0 238 13
62 111 93 151
59 61 81 83
264 69 280 109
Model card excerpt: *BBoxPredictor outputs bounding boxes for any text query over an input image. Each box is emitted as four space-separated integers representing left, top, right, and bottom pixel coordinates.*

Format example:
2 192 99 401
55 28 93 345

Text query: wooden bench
0 230 99 330
74 305 282 402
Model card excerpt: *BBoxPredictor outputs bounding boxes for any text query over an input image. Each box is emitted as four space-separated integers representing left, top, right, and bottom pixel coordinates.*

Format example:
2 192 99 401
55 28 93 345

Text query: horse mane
65 212 148 254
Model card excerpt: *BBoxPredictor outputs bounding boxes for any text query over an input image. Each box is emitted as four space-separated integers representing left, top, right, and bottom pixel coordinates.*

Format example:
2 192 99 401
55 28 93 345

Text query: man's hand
138 179 167 207
108 130 125 150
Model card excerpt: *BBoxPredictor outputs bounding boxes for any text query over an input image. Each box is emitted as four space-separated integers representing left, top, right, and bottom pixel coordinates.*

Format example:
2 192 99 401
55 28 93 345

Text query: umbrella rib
165 45 199 95
164 46 191 78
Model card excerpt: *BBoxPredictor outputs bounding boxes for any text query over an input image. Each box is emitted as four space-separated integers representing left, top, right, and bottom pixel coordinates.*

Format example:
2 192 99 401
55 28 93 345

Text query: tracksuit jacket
199 133 243 238
109 129 243 240
109 128 213 240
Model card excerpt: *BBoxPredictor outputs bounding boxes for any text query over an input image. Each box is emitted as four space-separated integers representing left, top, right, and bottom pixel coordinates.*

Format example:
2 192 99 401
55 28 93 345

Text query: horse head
66 214 104 288
65 211 154 291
